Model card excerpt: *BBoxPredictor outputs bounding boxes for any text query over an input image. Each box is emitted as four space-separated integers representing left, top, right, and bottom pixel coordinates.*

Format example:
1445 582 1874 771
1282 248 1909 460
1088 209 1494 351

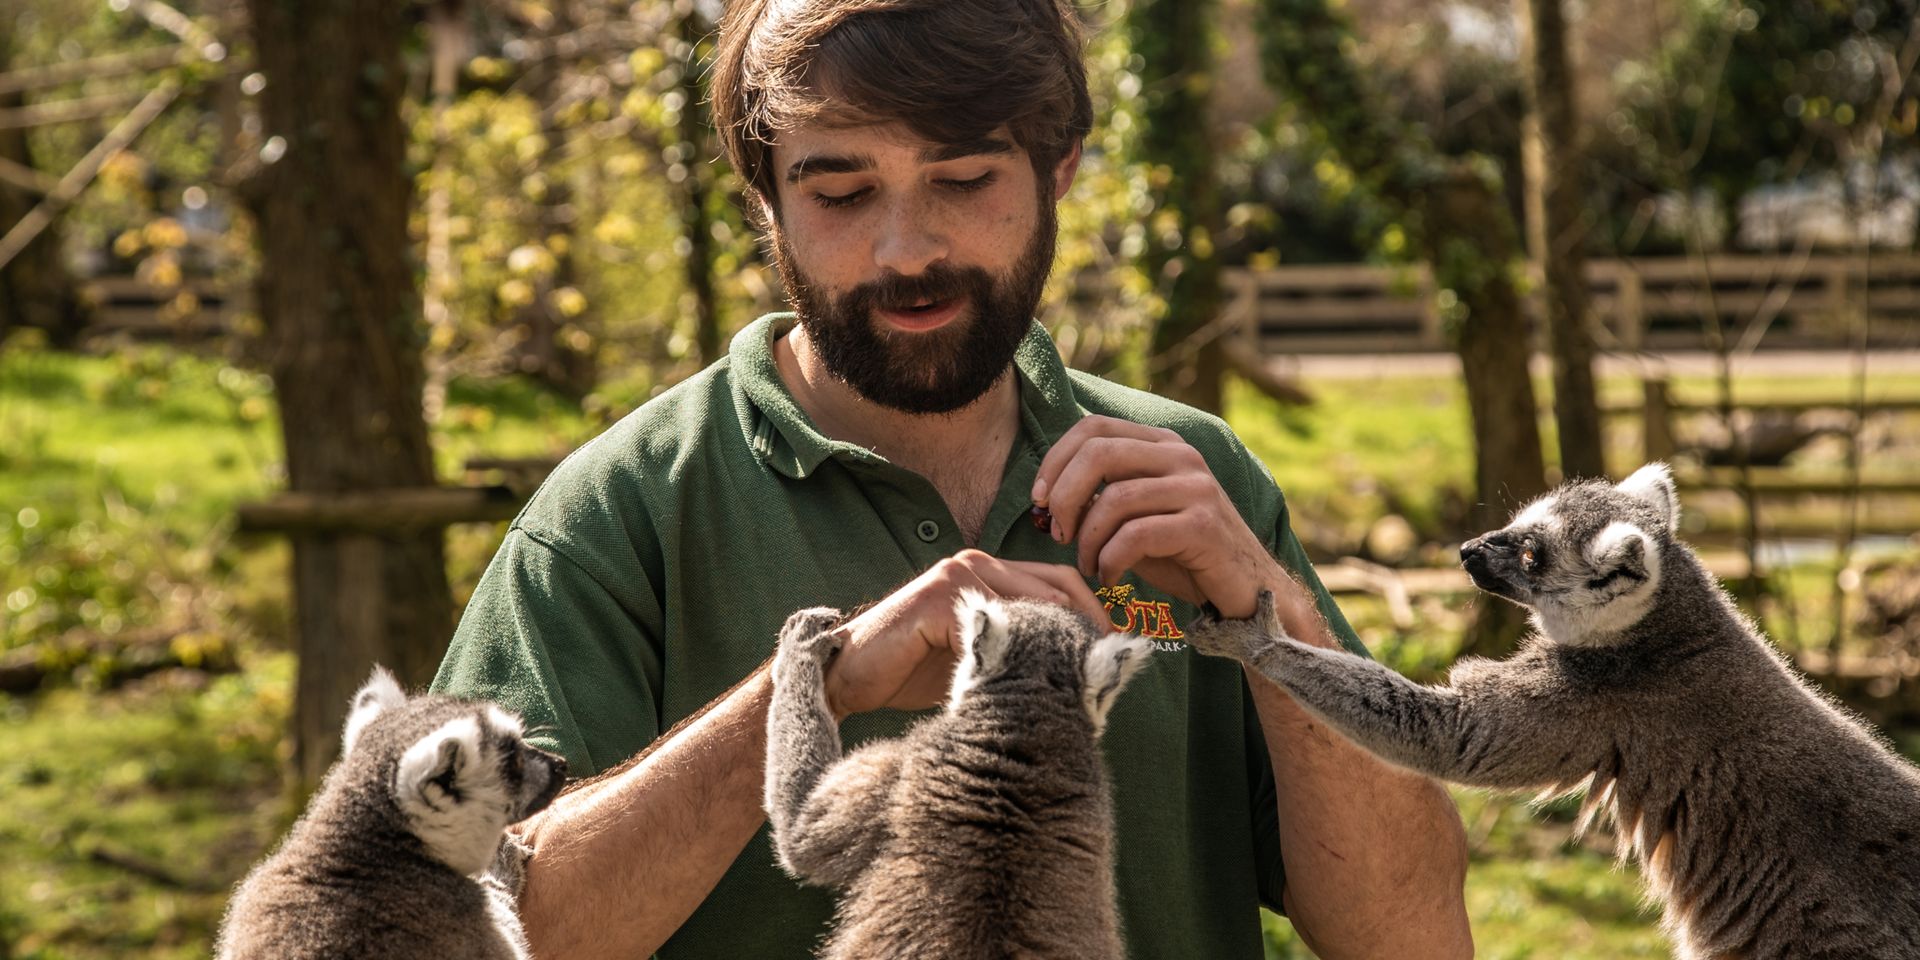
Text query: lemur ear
343 666 407 755
1082 633 1150 734
1590 521 1654 580
1617 462 1680 533
954 591 1011 676
395 716 480 802
946 591 1011 710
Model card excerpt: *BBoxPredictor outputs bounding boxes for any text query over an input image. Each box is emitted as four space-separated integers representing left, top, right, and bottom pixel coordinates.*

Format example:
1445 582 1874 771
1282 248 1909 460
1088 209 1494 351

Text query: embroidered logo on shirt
1096 584 1186 652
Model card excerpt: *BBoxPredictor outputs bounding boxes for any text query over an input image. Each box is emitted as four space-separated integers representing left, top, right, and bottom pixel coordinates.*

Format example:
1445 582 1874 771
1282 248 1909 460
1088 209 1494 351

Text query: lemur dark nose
1460 537 1486 564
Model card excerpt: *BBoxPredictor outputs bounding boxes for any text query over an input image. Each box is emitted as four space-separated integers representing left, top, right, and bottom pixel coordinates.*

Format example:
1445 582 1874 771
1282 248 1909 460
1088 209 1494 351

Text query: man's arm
505 552 1107 959
512 662 774 957
1242 577 1472 960
1034 415 1472 959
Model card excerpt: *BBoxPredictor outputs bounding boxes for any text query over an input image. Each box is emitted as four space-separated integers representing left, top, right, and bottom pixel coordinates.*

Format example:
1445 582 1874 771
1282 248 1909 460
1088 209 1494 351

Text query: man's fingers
1071 477 1213 577
1007 561 1110 625
1032 415 1181 507
1094 512 1200 592
1041 436 1188 544
970 560 1106 626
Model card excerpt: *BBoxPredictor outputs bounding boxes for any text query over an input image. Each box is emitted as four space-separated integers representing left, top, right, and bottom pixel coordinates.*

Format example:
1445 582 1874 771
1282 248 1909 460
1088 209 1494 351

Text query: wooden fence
1223 253 1920 354
78 274 248 338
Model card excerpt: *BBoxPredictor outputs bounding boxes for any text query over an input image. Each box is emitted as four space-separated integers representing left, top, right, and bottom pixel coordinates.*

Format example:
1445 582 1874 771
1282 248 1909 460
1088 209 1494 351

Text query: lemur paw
776 606 845 666
1183 590 1286 663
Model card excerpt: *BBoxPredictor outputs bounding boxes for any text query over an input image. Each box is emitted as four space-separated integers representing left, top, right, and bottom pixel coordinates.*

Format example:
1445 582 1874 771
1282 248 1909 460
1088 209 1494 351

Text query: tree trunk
1130 0 1225 413
1254 0 1549 655
673 3 724 367
1516 0 1605 480
1427 168 1551 658
0 18 88 348
244 0 454 791
1426 170 1551 535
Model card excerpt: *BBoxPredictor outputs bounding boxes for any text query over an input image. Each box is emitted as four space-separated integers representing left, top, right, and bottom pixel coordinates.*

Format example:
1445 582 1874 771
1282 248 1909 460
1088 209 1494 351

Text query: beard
771 200 1056 415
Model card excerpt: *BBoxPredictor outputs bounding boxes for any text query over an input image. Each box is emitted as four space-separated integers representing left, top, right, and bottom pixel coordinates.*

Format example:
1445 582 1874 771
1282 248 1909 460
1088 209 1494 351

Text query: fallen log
0 627 238 695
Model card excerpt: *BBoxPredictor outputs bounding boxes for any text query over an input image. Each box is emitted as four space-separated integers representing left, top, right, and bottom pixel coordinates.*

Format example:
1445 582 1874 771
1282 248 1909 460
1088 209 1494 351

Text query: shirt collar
728 312 1085 480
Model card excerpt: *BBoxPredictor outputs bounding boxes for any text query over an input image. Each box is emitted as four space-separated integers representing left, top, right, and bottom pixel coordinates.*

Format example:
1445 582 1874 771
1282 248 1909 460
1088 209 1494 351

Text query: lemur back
1187 464 1920 960
766 595 1150 959
216 668 566 960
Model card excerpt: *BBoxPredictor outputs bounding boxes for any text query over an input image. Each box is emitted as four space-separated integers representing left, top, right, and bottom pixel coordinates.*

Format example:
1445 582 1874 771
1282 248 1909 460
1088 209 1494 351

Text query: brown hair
710 0 1093 209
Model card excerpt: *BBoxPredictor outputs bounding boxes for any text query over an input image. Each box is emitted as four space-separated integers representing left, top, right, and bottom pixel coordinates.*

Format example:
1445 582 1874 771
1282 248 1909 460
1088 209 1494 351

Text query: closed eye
938 171 998 192
812 187 870 210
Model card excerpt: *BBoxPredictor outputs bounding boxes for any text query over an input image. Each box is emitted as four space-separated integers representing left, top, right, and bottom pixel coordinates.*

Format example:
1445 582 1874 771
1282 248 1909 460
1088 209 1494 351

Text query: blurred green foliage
1619 0 1918 197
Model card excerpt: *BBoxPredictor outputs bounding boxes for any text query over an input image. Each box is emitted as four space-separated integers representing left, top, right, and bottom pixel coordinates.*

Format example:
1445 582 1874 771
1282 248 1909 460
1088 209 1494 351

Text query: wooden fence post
1618 266 1644 351
1643 375 1675 463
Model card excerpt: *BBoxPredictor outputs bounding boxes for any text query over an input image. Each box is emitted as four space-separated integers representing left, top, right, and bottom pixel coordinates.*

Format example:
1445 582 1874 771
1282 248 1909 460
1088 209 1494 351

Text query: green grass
1228 376 1477 551
4 343 1915 959
1262 789 1673 959
0 657 292 960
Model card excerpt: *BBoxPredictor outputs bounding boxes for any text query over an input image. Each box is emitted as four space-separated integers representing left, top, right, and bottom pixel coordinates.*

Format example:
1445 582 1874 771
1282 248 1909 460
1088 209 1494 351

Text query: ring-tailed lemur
216 667 567 960
1185 464 1920 960
766 594 1150 959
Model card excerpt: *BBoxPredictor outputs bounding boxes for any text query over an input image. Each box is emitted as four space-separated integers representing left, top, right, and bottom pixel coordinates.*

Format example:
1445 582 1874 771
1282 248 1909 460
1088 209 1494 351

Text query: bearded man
432 0 1473 956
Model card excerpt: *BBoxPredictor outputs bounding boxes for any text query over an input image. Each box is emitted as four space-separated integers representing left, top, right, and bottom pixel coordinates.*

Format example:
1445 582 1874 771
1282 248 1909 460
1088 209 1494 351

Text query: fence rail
1223 253 1920 354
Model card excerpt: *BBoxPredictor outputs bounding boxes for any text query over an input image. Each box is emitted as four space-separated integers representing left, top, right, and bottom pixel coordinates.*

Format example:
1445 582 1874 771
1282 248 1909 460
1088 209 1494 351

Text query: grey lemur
1186 463 1920 960
216 667 567 960
765 593 1151 959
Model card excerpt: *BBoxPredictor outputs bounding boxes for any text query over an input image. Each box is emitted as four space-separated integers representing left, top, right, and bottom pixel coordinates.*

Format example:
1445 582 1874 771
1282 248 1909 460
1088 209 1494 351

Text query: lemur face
1461 464 1681 644
343 668 568 876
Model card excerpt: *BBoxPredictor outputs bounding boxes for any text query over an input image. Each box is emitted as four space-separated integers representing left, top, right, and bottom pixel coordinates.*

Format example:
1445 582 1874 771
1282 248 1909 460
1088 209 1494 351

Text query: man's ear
748 183 781 231
1052 140 1083 201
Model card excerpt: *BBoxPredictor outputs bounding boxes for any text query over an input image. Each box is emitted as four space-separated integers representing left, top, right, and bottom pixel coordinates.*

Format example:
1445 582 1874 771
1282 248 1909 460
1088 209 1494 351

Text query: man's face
765 122 1072 415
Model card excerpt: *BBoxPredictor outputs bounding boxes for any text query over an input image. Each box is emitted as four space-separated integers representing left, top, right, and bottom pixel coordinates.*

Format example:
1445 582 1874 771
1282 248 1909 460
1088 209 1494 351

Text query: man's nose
871 196 949 276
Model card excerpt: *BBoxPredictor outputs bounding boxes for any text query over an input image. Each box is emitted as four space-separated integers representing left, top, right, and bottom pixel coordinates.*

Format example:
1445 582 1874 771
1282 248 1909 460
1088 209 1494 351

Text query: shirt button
915 520 940 542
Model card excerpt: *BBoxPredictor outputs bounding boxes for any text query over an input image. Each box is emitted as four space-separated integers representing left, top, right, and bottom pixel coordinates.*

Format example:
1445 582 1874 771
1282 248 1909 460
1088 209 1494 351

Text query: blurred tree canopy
0 0 1913 412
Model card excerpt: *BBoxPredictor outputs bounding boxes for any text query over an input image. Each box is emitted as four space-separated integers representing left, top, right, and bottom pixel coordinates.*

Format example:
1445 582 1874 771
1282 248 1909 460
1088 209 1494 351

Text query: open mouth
876 296 964 331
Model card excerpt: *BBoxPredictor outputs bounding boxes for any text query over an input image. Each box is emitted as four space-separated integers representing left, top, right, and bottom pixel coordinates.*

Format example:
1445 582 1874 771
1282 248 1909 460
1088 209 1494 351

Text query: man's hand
1032 415 1282 621
822 550 1106 719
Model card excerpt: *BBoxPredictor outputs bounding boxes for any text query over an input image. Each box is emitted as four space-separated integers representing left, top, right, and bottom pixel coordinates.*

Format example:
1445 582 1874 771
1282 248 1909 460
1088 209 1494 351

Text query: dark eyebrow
785 152 874 184
919 137 1017 164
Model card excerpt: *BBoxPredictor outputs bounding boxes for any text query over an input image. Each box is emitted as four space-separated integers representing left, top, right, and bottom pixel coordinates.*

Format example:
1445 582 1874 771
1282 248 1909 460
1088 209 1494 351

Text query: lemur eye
1521 539 1540 571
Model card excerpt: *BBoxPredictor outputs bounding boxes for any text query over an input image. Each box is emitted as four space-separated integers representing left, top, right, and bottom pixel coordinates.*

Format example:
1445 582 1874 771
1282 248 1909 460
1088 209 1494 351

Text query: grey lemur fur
216 667 567 960
765 593 1151 959
1185 463 1920 960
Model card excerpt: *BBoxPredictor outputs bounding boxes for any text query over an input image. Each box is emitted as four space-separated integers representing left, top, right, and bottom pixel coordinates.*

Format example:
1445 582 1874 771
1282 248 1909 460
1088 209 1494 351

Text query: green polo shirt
433 313 1365 958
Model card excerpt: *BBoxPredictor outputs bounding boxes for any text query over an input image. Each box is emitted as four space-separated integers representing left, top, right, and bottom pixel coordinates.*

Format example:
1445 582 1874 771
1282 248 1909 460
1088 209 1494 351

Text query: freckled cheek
950 198 1036 262
784 213 875 286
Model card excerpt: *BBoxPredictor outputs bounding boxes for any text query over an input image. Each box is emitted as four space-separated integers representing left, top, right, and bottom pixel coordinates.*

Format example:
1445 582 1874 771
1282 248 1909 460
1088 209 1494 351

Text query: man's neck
774 323 1020 543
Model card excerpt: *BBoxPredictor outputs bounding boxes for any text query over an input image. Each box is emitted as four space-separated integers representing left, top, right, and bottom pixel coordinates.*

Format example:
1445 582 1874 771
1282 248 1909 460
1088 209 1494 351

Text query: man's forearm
1251 585 1473 960
513 665 775 958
